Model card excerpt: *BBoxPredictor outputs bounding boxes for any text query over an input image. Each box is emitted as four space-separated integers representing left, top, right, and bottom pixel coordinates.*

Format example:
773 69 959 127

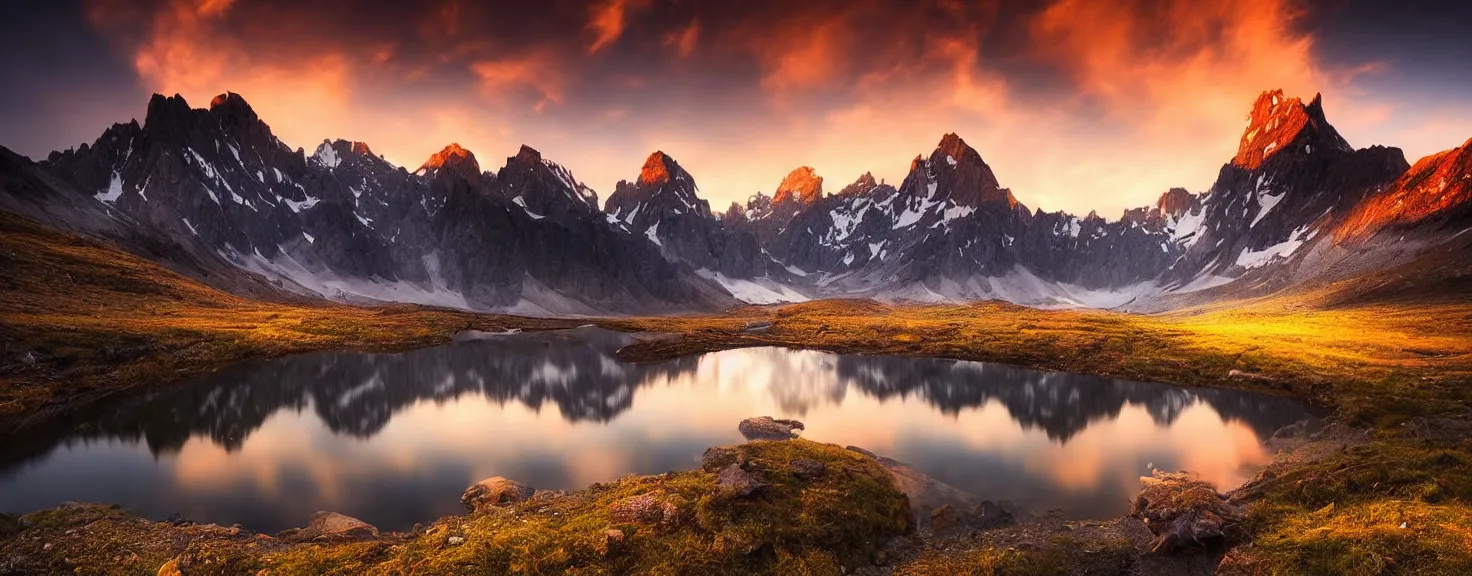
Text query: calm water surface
0 328 1313 532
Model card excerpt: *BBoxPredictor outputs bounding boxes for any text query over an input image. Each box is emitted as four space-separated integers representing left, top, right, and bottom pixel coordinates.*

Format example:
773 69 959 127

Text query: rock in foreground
286 511 379 541
738 416 805 440
462 476 536 511
1131 471 1244 554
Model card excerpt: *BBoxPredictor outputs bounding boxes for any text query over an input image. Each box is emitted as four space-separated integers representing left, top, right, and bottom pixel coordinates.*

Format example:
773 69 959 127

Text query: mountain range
2 89 1468 314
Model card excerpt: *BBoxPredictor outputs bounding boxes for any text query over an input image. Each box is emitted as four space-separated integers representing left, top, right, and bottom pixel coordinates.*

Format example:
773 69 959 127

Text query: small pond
0 328 1314 532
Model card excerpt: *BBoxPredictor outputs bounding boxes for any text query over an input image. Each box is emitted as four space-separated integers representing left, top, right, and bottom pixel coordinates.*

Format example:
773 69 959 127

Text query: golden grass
611 296 1472 425
0 213 580 432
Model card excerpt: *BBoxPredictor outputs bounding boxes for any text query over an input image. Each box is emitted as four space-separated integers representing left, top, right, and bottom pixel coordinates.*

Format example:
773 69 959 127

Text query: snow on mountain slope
11 88 1470 314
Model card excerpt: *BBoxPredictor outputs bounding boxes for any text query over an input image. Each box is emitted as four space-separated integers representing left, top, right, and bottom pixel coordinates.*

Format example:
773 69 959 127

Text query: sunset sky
2 0 1470 217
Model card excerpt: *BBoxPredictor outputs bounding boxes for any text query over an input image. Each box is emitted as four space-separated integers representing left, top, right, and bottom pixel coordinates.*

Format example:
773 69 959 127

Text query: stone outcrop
1131 471 1244 554
287 511 379 541
738 416 805 440
462 476 536 511
774 166 823 206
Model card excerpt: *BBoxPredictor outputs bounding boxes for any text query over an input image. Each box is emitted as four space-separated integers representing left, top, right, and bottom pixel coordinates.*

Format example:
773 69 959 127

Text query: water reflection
0 328 1312 532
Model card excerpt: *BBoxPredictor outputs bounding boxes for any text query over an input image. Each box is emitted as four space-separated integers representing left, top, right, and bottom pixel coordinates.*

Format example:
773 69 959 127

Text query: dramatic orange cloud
55 0 1462 219
586 0 651 54
471 52 565 113
751 16 848 97
663 19 700 59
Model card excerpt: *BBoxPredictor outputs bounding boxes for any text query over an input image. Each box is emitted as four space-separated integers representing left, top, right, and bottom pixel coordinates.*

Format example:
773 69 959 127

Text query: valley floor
1 212 1470 574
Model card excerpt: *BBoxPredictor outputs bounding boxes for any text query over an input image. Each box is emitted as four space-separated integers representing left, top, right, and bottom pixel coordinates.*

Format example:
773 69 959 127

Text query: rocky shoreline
0 415 1336 576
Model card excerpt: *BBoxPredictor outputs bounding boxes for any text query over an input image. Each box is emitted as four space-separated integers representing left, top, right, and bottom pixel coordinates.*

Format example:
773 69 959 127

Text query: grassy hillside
0 212 581 433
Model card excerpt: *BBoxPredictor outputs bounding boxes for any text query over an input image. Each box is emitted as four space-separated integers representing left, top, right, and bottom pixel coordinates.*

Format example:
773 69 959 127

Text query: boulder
1131 471 1244 554
717 464 765 497
462 477 535 511
289 511 378 541
742 321 773 333
738 416 804 441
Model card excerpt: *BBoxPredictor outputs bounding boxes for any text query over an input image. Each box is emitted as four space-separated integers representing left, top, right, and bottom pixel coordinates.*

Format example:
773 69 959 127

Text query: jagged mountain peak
638 150 688 187
1233 89 1352 170
1155 187 1195 216
513 144 543 164
837 172 880 197
495 144 600 213
208 92 259 125
418 143 480 176
913 132 1009 207
605 150 711 226
143 93 195 134
936 132 980 164
774 166 823 205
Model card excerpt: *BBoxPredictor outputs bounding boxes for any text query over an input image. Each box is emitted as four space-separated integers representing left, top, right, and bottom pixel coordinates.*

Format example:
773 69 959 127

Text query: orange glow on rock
1338 138 1472 242
638 151 673 186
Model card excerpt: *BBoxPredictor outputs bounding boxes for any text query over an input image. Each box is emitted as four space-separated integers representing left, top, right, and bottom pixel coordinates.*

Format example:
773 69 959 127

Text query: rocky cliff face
604 151 774 280
726 166 826 245
1150 92 1410 292
25 94 732 313
1336 137 1472 243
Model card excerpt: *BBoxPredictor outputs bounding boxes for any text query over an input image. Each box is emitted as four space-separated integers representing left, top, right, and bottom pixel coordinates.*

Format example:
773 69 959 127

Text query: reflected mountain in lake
0 328 1315 532
829 354 1305 441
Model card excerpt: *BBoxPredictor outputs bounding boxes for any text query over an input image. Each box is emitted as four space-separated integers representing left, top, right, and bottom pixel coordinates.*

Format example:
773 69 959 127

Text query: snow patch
645 222 661 246
283 195 319 213
1251 191 1283 227
1175 273 1235 293
695 269 809 305
312 142 341 169
95 171 125 203
181 218 199 236
1236 226 1314 269
185 148 221 183
229 248 475 310
512 196 545 220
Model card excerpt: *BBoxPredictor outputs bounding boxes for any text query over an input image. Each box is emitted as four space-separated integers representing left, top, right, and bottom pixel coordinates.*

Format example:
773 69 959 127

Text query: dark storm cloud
1 0 1469 216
